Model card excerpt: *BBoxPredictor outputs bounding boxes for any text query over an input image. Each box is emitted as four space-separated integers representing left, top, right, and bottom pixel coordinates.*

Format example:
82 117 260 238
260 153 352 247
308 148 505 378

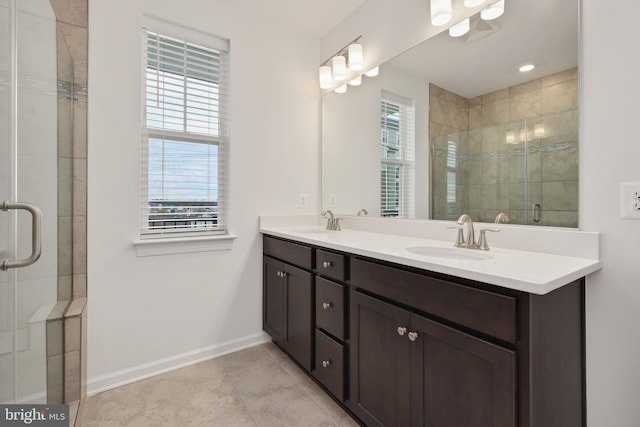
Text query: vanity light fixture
481 0 505 20
332 55 347 81
365 66 379 77
348 76 362 86
464 0 486 7
348 43 364 71
449 17 470 37
319 65 332 89
334 84 347 94
430 0 452 26
519 63 535 72
318 36 368 89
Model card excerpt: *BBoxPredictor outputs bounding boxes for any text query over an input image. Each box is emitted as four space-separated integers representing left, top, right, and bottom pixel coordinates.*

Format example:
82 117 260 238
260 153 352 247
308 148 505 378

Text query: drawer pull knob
276 271 287 278
323 261 333 268
322 302 333 310
276 271 282 278
408 331 418 342
397 326 407 336
322 359 332 368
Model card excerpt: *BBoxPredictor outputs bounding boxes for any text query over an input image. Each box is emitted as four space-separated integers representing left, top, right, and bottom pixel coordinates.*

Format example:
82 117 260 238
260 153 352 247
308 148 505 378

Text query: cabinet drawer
316 277 345 341
316 249 346 281
314 329 345 401
351 258 517 344
263 236 312 270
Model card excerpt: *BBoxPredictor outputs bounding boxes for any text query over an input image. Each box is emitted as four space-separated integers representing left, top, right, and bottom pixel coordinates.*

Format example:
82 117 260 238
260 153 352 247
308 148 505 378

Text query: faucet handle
477 228 500 250
446 225 465 248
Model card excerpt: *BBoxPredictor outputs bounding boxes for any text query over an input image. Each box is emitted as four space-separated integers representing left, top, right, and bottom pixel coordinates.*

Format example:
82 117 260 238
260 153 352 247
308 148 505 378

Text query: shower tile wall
430 68 578 227
49 0 88 405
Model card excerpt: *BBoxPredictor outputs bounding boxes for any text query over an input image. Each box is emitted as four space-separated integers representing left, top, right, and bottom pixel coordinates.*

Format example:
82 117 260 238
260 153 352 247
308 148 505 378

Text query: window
446 139 458 218
141 22 229 238
380 92 415 218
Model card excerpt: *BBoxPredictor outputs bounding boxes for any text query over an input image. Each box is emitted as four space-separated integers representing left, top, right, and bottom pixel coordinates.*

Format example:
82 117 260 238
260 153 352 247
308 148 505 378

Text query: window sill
132 234 236 257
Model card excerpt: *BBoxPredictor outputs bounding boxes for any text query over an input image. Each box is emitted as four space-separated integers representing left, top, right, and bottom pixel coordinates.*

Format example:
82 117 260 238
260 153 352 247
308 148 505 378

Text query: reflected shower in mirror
321 0 579 227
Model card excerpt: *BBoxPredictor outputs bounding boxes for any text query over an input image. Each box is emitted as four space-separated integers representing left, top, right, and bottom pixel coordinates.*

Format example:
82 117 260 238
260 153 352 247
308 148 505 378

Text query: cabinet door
263 256 285 344
350 291 412 427
410 314 516 427
284 263 314 371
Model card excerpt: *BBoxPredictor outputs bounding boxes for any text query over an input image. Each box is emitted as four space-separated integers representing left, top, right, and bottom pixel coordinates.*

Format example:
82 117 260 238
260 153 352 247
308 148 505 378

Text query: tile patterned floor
78 342 359 426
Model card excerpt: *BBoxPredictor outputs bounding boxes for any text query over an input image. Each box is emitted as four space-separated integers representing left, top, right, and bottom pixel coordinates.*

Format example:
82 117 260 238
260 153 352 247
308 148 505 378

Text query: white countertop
259 222 602 295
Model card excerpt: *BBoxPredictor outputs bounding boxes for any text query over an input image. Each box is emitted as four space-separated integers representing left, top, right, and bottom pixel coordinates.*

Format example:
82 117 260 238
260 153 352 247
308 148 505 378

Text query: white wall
322 65 429 218
581 1 640 425
87 0 320 391
324 0 640 425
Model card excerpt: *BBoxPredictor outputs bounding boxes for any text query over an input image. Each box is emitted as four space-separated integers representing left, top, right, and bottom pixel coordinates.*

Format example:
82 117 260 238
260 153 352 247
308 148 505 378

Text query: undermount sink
405 246 492 261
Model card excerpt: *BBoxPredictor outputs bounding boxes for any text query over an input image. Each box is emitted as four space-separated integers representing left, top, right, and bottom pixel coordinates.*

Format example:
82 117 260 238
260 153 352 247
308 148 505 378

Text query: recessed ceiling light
519 64 535 72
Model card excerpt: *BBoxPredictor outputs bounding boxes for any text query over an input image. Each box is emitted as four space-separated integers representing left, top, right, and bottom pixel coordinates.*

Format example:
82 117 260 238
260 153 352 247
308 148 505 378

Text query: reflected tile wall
430 69 578 227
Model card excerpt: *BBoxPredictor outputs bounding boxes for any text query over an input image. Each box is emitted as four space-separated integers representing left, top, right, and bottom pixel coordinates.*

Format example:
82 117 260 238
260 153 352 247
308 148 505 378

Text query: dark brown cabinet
263 237 314 371
263 235 585 427
350 290 516 427
410 310 516 427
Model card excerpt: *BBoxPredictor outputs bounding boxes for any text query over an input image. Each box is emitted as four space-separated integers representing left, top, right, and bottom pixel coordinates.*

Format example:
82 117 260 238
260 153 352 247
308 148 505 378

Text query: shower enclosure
430 79 579 228
1 0 73 403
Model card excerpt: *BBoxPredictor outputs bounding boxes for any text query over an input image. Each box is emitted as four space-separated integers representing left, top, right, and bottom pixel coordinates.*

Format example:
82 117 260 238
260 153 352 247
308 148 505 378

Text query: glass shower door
1 0 62 404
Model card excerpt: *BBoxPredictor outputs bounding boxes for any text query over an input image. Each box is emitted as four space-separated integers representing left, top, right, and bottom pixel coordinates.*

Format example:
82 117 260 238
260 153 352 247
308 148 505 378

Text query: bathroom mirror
321 0 579 227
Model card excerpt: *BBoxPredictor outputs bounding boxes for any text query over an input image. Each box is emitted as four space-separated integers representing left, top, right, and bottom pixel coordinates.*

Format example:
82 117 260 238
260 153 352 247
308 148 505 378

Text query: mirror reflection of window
380 92 415 218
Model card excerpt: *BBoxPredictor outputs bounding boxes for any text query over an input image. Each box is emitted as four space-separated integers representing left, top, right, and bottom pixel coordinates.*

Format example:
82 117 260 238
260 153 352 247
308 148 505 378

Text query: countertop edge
260 227 602 295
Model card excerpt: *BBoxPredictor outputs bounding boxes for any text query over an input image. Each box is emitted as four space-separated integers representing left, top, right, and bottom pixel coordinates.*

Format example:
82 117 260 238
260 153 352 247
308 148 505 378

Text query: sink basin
405 246 492 261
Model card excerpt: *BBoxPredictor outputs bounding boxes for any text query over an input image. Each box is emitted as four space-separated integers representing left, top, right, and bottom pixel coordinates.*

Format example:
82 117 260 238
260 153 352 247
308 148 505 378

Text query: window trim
132 233 236 257
139 16 230 243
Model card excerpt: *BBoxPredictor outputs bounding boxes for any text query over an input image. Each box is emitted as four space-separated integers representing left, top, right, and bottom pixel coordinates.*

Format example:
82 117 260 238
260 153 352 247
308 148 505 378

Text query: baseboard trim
86 331 270 396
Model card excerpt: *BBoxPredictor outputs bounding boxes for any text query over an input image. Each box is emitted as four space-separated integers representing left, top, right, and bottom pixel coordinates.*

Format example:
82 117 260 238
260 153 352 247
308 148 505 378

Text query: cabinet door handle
322 359 332 368
322 302 333 310
408 331 418 342
281 271 288 278
276 271 282 278
322 261 333 268
397 326 407 336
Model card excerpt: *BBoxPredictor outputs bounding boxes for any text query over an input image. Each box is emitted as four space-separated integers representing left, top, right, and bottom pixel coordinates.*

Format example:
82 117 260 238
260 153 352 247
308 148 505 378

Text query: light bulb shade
332 55 347 81
319 65 332 89
481 0 505 20
534 124 545 138
505 131 516 144
348 76 362 86
430 0 452 26
364 66 379 77
348 43 364 71
449 18 470 37
334 84 347 94
464 0 485 7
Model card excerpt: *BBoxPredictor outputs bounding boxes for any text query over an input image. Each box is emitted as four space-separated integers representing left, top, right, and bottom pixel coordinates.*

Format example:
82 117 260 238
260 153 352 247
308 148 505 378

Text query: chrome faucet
322 209 341 231
448 214 501 250
495 212 511 224
357 208 368 216
457 214 477 248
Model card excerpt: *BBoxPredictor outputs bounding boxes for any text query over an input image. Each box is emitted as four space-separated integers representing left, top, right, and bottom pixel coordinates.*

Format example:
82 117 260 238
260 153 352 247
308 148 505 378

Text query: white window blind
380 92 415 219
141 25 229 237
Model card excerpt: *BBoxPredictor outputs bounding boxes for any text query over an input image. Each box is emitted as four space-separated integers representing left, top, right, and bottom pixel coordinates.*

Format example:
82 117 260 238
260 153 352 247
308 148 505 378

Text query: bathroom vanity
261 219 601 427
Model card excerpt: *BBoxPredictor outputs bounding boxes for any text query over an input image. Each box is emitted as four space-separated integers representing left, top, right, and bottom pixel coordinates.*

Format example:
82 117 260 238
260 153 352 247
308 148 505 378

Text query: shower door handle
532 203 542 223
1 201 42 271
